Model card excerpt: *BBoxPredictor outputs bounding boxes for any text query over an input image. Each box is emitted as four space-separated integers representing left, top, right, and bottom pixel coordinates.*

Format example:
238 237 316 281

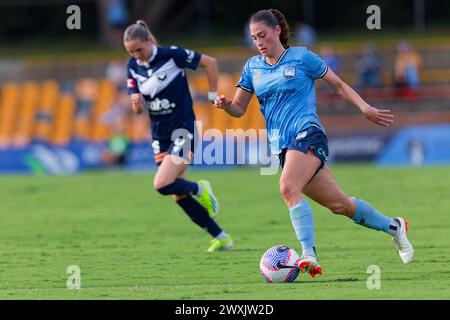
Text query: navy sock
156 178 199 196
176 196 223 237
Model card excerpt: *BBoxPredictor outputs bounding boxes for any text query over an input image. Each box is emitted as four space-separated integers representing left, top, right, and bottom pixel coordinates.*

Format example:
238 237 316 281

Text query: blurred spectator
243 21 254 50
73 79 97 140
394 41 422 92
320 43 341 74
295 22 316 47
106 59 127 91
101 132 131 167
74 79 96 119
106 0 129 48
101 91 131 167
408 138 426 166
355 43 382 89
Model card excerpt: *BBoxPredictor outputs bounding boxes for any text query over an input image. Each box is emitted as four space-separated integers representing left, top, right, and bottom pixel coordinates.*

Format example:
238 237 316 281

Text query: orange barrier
52 94 76 145
34 80 59 142
14 81 39 147
1 73 447 148
0 83 20 148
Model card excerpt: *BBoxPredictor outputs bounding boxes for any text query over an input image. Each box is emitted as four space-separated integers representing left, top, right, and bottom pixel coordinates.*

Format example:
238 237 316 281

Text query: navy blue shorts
278 126 329 170
152 129 197 166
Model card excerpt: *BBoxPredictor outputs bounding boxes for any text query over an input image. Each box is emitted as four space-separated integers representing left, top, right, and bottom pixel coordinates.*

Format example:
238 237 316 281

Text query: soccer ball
259 245 301 283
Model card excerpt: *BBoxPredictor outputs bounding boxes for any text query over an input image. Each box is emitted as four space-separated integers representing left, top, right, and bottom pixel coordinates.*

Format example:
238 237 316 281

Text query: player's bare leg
303 166 413 263
154 154 230 252
280 149 323 277
153 154 190 191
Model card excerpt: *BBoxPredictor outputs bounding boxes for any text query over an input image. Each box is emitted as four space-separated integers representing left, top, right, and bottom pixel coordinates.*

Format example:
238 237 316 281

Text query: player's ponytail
250 9 290 49
269 9 289 49
123 20 158 45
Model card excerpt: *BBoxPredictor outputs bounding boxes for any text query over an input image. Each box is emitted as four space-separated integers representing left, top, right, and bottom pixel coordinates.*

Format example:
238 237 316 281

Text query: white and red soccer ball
259 245 301 283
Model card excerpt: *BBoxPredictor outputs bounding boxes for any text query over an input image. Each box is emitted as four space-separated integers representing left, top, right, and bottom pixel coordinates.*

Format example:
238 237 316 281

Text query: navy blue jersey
127 44 201 140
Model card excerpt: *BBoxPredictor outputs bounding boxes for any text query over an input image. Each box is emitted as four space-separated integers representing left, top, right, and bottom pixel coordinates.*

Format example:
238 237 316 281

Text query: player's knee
279 180 300 202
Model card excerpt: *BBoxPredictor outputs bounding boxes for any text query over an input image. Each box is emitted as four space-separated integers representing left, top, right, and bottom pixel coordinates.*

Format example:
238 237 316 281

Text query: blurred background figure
101 131 131 167
105 59 127 91
73 79 97 141
100 91 131 167
243 21 254 50
355 43 382 90
106 0 129 48
295 21 316 47
318 43 341 95
394 41 423 98
319 43 341 74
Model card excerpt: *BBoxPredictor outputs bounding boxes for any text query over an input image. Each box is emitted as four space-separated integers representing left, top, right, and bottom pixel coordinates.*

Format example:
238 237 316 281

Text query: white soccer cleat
392 217 414 264
298 255 322 278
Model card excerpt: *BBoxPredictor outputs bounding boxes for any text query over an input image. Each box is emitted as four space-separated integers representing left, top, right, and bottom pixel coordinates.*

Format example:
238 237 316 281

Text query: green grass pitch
1 165 449 299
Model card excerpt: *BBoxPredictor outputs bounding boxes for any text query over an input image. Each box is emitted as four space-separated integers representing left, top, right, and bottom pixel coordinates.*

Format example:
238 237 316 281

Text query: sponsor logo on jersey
147 98 176 112
258 88 297 105
283 66 296 80
295 130 308 141
127 78 136 89
185 49 195 63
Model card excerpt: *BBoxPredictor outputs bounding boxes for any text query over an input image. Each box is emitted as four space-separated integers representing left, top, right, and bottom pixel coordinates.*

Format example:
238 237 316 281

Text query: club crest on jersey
283 66 296 80
157 71 167 81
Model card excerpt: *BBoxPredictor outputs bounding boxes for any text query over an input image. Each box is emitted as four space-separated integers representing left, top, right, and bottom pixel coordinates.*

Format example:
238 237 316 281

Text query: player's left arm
198 54 219 104
321 68 394 127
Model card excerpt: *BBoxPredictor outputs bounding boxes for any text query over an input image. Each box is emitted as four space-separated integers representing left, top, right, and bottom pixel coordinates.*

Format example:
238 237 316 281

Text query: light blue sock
289 199 316 257
352 198 397 236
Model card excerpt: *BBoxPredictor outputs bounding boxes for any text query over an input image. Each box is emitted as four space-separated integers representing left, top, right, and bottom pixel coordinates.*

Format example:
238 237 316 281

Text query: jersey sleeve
168 46 201 70
236 60 254 93
303 49 328 79
127 62 140 95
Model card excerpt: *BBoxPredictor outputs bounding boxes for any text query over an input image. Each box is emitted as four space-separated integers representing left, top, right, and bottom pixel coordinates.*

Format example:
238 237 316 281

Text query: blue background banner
1 125 450 174
376 124 450 166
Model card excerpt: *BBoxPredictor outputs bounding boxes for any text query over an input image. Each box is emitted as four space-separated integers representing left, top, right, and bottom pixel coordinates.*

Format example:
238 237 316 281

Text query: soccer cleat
392 217 414 264
207 235 233 253
298 255 322 278
196 180 219 217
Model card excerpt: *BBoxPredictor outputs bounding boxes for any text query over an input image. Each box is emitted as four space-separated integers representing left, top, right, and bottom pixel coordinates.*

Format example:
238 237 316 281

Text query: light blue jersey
237 46 328 154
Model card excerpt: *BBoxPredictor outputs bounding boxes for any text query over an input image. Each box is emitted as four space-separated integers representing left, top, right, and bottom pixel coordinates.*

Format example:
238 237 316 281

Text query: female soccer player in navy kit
124 20 232 252
215 9 413 276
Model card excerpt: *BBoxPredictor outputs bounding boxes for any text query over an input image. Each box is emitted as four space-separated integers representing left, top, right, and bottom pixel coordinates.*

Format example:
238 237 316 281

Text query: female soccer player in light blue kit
124 20 232 252
215 9 413 277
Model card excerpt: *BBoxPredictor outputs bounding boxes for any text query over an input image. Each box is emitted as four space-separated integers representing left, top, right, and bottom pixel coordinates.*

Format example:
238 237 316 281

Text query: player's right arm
215 58 254 118
214 88 252 118
130 93 144 114
127 60 145 114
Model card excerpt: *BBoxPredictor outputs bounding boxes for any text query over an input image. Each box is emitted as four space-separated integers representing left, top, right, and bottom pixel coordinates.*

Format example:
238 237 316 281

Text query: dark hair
123 20 158 45
249 9 290 48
